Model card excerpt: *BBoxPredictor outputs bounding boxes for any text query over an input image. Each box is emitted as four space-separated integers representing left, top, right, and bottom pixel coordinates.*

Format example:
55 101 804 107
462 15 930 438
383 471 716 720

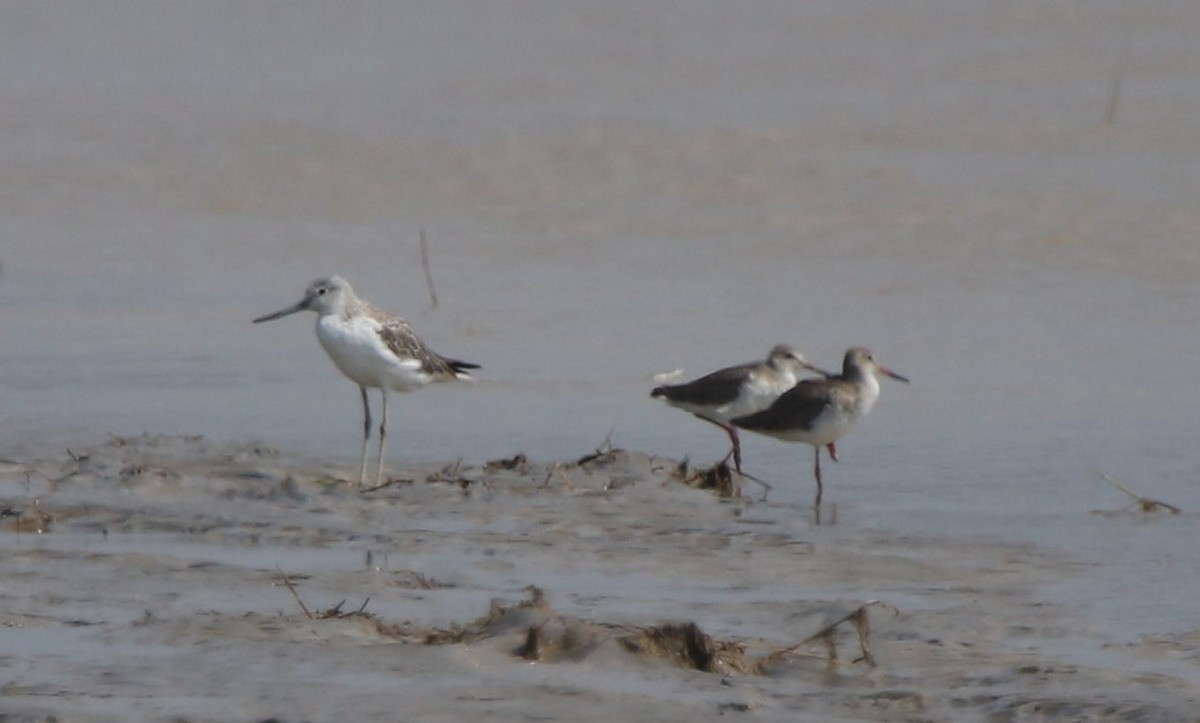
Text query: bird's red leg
725 425 744 475
697 416 744 474
813 446 824 509
826 442 839 462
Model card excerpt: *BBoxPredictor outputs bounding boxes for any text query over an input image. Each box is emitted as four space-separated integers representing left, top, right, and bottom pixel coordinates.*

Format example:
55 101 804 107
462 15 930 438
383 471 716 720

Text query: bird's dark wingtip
440 356 480 374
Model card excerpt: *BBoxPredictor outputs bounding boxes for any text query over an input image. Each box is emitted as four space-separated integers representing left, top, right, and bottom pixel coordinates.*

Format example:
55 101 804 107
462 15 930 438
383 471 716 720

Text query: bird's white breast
791 374 880 445
855 374 882 416
717 368 798 421
315 314 428 391
802 403 861 445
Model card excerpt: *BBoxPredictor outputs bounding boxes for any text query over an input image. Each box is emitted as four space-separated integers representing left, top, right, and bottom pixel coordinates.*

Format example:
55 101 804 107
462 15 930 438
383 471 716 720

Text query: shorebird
732 347 907 509
651 344 829 475
253 276 478 488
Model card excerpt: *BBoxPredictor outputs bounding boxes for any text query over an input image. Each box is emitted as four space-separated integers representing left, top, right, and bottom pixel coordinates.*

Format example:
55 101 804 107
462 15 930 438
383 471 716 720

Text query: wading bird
733 347 907 509
254 276 477 488
651 344 828 474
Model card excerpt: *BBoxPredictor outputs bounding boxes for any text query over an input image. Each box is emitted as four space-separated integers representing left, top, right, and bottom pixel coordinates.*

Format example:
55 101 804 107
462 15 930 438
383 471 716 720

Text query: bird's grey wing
732 381 832 432
651 363 754 406
376 317 457 377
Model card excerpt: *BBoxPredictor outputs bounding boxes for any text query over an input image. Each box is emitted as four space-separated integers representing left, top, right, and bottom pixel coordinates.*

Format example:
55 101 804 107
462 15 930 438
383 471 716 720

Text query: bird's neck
855 372 882 415
325 295 364 322
768 360 795 383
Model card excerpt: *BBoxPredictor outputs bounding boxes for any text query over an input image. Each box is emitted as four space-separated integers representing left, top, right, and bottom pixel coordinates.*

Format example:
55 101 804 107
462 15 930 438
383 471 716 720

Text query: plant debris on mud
273 583 885 674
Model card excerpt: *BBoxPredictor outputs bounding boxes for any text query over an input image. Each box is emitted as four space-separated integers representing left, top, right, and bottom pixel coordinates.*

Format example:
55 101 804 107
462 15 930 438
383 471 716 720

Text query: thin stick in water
420 227 439 309
1093 470 1181 514
1104 28 1133 126
276 565 314 619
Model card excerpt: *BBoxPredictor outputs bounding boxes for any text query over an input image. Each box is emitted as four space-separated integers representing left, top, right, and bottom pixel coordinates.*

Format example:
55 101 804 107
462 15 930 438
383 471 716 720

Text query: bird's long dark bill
252 301 307 324
881 367 910 383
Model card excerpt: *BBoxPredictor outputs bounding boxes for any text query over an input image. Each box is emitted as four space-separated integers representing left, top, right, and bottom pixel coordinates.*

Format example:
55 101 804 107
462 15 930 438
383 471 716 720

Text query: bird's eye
317 287 327 295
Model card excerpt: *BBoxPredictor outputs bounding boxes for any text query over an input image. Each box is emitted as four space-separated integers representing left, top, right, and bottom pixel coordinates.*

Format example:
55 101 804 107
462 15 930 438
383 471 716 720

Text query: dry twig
1094 471 1181 514
1104 28 1133 126
762 601 897 669
275 566 313 620
420 227 438 309
575 432 621 467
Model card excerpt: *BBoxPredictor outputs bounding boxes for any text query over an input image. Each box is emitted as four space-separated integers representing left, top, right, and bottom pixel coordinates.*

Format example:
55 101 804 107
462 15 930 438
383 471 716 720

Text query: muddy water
2 2 1200 719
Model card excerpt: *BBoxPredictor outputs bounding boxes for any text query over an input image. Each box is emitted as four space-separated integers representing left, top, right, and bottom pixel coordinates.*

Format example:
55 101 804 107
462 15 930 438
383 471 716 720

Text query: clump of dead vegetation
0 501 54 534
670 457 738 498
419 435 648 496
359 432 639 496
0 452 71 533
667 457 773 501
273 576 889 673
483 453 528 474
572 432 623 468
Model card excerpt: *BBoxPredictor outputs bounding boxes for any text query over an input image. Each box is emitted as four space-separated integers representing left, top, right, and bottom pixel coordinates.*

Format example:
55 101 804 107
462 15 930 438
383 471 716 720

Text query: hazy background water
3 1 1199 662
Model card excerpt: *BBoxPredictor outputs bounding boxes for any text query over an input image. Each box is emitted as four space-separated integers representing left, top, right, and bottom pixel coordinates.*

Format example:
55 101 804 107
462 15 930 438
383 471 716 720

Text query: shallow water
3 1 1200 713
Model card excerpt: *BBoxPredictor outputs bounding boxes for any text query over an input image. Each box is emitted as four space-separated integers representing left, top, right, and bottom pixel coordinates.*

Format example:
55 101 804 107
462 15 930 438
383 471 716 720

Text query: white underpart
723 367 800 422
315 313 430 392
774 369 881 445
671 367 801 424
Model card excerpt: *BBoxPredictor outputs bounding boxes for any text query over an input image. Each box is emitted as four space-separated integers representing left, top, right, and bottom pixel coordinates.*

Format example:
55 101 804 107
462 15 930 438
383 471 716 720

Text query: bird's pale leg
358 386 371 488
375 387 389 486
826 443 839 462
813 446 824 509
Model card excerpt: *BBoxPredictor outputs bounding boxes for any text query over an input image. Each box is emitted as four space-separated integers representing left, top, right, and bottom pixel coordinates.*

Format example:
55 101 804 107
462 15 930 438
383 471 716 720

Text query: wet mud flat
0 436 1195 721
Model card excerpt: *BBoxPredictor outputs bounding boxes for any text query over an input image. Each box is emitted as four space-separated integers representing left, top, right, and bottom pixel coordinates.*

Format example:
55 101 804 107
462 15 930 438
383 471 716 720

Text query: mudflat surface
1 436 1194 721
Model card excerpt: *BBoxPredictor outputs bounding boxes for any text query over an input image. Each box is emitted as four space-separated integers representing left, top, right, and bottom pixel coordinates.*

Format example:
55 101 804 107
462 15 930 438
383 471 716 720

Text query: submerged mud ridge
0 435 1196 721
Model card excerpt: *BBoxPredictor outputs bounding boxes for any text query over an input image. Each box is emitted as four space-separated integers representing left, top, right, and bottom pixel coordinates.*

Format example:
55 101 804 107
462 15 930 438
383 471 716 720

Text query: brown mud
1 435 1196 721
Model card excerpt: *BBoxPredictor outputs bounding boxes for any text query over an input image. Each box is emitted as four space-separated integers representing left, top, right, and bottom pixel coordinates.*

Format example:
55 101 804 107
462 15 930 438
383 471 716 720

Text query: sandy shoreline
0 435 1194 722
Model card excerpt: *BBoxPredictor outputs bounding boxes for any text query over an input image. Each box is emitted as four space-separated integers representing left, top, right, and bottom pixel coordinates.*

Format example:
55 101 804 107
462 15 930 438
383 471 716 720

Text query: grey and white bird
253 276 478 488
732 346 907 509
651 344 828 474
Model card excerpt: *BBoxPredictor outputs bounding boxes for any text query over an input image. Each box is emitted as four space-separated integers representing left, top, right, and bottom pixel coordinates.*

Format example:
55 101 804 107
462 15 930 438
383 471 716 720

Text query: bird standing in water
254 276 478 488
733 347 907 509
651 344 828 474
